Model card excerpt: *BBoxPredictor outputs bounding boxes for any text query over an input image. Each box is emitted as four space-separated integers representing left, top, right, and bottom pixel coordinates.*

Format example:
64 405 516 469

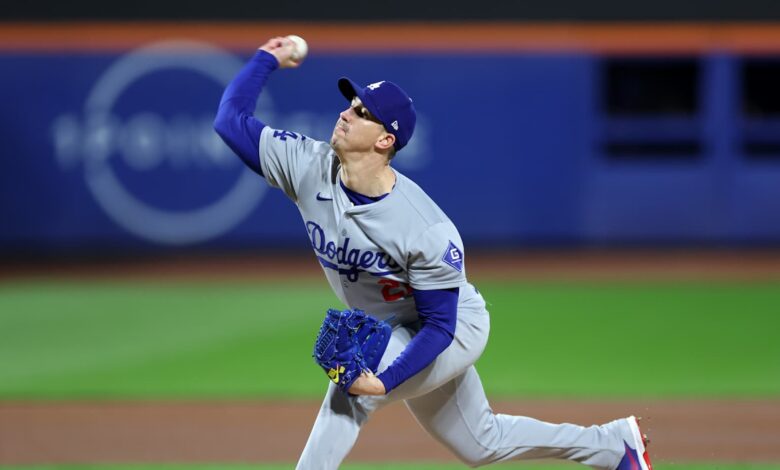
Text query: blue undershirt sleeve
376 287 459 393
213 50 279 176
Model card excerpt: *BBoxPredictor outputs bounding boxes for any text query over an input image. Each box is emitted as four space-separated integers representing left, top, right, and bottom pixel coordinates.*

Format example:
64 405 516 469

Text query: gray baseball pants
296 303 630 469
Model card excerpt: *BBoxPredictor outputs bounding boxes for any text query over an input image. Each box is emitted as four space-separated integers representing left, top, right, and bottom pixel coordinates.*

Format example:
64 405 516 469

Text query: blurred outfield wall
1 23 780 253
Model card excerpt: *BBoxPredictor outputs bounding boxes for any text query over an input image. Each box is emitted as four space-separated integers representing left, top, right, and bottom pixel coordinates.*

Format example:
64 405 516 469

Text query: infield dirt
1 399 779 464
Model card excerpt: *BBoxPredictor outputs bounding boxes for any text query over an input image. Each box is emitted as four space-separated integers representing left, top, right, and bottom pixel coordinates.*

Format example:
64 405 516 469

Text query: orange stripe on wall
2 22 780 53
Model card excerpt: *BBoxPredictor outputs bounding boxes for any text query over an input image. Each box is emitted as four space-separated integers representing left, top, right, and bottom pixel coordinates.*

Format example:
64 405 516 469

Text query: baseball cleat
615 415 653 470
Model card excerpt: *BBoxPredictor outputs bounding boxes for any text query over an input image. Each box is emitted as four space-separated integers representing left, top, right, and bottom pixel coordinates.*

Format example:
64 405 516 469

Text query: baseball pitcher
213 36 653 470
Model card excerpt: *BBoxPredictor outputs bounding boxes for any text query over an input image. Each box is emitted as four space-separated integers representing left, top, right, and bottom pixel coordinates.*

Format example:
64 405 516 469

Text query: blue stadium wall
1 23 779 252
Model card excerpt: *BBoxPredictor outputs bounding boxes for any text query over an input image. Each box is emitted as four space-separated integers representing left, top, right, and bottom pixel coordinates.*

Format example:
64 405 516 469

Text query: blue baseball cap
338 77 417 151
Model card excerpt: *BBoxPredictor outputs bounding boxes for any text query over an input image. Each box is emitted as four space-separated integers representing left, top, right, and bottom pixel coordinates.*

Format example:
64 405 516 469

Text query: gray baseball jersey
258 125 483 325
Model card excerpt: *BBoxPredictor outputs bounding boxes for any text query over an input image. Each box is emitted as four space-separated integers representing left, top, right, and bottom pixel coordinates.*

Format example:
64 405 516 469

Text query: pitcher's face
331 97 387 154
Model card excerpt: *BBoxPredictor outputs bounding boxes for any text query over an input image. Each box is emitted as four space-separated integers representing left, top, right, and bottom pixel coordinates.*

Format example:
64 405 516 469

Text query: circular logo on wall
54 40 269 245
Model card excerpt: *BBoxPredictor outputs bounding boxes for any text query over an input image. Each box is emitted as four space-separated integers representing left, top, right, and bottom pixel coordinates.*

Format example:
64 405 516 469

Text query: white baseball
287 34 308 62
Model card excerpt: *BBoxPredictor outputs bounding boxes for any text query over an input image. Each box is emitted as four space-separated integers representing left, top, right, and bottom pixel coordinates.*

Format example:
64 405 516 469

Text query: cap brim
338 77 360 101
337 77 385 124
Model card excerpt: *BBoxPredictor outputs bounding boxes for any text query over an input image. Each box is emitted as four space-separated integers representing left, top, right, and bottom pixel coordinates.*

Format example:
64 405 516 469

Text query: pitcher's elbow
213 108 230 139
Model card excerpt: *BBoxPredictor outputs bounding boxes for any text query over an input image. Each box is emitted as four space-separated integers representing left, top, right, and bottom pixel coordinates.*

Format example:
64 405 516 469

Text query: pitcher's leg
296 382 384 470
297 305 490 469
405 366 627 469
296 326 418 470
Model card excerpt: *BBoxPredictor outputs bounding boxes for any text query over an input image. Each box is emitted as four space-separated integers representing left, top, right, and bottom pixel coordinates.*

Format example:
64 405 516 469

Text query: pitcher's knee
452 447 498 468
442 416 506 467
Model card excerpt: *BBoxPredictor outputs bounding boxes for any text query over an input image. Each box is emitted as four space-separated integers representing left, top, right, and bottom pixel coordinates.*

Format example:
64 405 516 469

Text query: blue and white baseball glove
313 308 392 394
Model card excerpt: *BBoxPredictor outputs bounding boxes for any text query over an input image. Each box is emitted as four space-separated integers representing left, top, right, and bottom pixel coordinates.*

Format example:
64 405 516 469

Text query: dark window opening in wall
604 58 699 115
604 142 702 160
601 58 701 160
744 142 780 158
742 58 780 160
743 59 780 117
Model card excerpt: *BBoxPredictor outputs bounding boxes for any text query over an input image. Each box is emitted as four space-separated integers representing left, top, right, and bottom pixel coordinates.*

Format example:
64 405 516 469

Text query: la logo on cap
368 81 385 90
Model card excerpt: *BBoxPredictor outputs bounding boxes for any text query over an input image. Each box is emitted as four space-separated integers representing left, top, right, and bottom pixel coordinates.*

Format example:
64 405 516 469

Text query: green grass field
1 278 778 468
1 279 778 399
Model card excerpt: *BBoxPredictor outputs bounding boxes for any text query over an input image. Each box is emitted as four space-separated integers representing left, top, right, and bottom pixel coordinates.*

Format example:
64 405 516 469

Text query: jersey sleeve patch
272 129 307 141
441 241 464 272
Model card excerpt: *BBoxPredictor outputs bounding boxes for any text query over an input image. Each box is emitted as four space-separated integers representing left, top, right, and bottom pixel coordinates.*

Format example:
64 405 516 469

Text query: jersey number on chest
378 279 413 302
